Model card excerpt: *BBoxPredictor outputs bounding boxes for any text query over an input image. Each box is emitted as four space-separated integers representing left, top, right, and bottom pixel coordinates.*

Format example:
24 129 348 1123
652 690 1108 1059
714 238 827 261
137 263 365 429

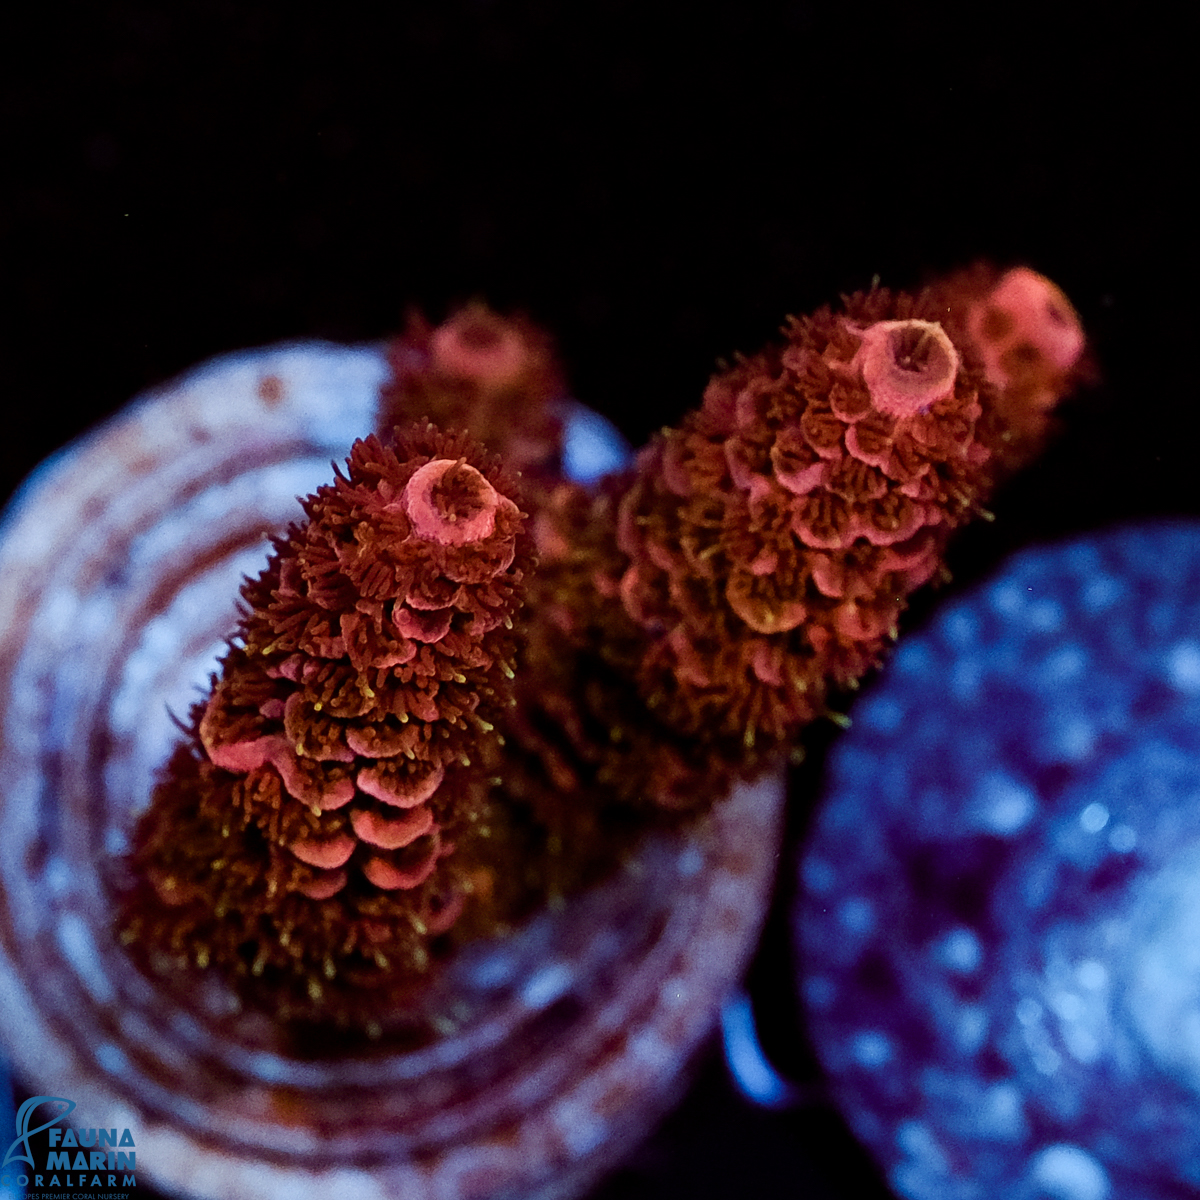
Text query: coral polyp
401 457 504 545
855 319 960 418
121 424 532 1022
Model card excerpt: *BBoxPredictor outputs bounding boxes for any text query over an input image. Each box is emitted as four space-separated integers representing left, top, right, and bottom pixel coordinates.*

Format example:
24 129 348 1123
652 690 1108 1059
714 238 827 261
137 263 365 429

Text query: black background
0 3 1192 1197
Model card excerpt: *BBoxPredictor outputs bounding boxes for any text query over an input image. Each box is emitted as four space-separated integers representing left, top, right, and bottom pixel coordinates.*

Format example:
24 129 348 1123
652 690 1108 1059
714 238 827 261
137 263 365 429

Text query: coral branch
380 303 566 480
503 268 1086 828
121 425 532 1025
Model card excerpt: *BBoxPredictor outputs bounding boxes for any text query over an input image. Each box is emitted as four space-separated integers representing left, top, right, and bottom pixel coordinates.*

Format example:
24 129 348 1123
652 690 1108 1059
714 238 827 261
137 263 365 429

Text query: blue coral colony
799 524 1200 1199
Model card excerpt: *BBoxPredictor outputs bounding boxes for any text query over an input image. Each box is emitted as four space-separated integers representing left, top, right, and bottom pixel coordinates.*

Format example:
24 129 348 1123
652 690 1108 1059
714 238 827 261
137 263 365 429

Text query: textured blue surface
797 523 1200 1200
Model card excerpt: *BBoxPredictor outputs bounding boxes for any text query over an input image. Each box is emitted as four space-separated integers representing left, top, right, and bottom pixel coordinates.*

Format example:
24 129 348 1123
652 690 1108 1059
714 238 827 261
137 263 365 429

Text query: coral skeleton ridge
123 270 1085 1025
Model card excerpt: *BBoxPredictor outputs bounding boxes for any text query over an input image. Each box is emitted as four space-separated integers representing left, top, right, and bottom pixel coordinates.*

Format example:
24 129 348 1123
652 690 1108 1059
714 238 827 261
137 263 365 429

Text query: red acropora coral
380 302 566 480
504 267 1086 819
950 265 1088 469
121 424 532 1024
121 270 1085 1012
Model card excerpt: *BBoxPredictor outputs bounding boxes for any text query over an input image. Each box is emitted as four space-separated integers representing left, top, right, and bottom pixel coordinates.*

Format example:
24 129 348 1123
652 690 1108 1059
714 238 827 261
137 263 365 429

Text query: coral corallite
121 425 532 1024
380 302 566 480
514 269 1086 815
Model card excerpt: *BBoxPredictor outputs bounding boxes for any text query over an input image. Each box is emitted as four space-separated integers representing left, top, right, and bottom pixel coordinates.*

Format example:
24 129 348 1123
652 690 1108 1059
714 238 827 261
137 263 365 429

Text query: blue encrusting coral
797 522 1200 1200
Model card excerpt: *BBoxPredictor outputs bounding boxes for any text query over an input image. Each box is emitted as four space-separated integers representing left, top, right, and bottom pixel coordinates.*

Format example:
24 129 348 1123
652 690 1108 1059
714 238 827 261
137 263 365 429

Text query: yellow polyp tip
196 949 210 969
411 917 427 935
829 712 852 729
374 951 389 969
454 673 467 683
323 957 336 979
313 701 323 711
501 664 515 679
461 756 471 767
503 616 513 629
399 711 410 723
405 748 416 759
308 979 323 1001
